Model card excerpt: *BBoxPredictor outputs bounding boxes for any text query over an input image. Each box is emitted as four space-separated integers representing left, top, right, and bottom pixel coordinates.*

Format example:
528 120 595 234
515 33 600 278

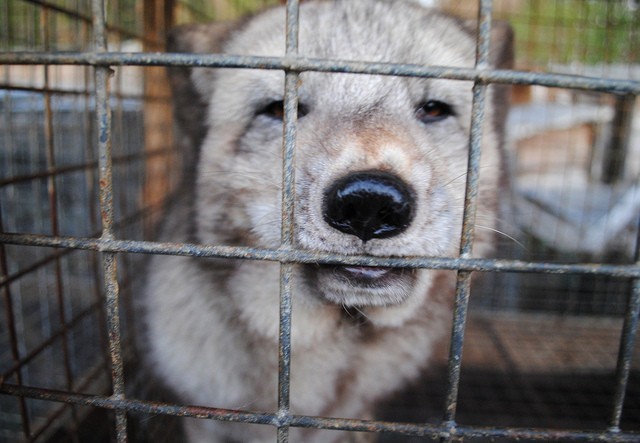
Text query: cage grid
1 0 640 442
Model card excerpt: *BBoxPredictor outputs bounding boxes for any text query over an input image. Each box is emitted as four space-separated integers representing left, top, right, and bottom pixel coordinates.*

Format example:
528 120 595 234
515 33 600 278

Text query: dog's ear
460 18 514 69
166 23 236 150
460 18 514 150
489 20 514 70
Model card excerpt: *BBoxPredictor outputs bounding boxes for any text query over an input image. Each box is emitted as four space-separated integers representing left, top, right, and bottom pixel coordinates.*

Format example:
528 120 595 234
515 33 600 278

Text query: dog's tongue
342 266 391 279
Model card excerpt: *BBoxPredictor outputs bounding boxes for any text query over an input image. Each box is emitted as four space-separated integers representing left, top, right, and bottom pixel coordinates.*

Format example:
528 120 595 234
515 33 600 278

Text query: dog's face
172 1 512 309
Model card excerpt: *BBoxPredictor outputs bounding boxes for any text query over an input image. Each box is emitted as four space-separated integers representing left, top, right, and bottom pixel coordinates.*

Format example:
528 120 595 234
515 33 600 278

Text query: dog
140 1 512 441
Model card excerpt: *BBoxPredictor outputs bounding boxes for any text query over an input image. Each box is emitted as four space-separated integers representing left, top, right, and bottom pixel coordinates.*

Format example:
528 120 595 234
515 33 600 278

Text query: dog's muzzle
315 171 417 297
322 171 416 243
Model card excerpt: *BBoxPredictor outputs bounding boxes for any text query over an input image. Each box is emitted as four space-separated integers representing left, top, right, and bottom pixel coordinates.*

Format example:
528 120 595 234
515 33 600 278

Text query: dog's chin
304 265 418 307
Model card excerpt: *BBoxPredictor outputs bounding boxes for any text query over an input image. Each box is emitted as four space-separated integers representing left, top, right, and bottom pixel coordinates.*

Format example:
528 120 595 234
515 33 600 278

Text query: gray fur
142 1 512 441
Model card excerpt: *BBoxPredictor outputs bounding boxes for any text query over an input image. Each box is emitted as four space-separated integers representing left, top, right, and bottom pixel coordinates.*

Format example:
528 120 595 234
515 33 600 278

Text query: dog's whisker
475 224 527 250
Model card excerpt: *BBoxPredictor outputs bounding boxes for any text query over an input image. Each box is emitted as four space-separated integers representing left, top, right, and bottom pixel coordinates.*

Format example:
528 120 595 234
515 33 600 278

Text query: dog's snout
323 171 416 242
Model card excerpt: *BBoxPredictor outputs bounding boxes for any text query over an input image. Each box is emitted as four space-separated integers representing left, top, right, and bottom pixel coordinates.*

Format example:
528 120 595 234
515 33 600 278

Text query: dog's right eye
415 100 454 124
257 100 309 121
259 100 285 120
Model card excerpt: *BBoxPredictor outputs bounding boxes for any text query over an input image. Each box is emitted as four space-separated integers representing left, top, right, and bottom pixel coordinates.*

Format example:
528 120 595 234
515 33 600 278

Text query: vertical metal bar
609 220 640 431
0 212 32 439
601 95 635 184
0 26 33 436
91 0 127 442
40 5 80 439
81 12 110 370
442 0 493 438
277 1 300 441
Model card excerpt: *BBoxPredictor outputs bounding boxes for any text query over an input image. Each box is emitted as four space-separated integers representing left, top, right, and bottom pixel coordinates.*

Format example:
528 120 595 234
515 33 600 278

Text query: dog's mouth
321 265 405 287
305 264 417 307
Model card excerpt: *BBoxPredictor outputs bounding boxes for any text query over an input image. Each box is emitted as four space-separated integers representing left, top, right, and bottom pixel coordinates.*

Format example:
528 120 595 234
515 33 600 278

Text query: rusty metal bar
610 278 640 431
1 383 639 442
0 83 168 102
0 196 167 288
91 0 127 442
80 46 113 389
22 358 110 442
1 300 102 381
0 147 174 187
1 52 638 95
609 222 640 430
601 94 636 184
276 1 300 441
0 212 32 438
41 8 81 434
442 1 493 435
0 232 638 278
23 0 147 42
1 2 639 442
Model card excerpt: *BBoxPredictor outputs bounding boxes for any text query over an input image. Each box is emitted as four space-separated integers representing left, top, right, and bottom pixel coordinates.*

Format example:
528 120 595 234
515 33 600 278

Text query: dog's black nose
323 171 415 242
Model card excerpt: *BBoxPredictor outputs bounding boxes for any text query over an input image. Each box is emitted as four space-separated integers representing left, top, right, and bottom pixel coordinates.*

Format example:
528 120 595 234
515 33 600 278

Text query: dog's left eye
257 100 309 121
416 100 454 124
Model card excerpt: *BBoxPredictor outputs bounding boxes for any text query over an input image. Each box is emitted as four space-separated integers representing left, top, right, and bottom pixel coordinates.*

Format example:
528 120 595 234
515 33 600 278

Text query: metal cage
1 0 639 442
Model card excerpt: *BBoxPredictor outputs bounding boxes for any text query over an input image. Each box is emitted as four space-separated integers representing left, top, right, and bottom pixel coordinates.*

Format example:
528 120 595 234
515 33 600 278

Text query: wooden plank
142 0 175 237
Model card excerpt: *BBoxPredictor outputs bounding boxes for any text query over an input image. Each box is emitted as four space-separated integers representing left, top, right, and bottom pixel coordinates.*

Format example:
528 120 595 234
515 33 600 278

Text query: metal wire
443 1 494 435
1 382 639 442
1 51 639 94
0 232 637 278
276 1 300 441
1 1 639 442
610 220 640 431
92 0 128 441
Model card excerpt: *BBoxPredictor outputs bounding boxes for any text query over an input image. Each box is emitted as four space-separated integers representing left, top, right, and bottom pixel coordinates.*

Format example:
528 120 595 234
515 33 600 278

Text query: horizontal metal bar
0 246 72 288
0 147 174 187
0 197 165 290
23 0 148 43
610 278 640 430
0 83 168 102
0 233 637 278
1 383 638 442
0 52 638 94
25 358 109 442
1 300 102 381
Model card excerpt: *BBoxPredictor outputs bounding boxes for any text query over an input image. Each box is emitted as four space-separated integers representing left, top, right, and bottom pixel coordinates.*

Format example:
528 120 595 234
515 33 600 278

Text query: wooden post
142 0 175 237
601 95 635 184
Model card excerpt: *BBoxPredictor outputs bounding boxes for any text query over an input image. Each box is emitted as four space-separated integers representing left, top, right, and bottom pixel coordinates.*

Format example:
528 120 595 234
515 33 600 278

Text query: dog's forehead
225 1 475 67
210 1 478 120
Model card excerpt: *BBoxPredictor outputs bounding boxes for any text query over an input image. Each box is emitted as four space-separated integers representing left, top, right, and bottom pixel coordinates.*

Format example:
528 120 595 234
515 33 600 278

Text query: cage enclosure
0 1 639 442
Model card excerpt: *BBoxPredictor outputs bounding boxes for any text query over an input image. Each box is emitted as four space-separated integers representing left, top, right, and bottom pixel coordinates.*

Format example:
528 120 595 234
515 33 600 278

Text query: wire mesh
0 0 639 442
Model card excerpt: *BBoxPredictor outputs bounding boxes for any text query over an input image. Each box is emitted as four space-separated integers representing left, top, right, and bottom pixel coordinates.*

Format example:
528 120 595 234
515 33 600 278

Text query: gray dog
140 1 512 441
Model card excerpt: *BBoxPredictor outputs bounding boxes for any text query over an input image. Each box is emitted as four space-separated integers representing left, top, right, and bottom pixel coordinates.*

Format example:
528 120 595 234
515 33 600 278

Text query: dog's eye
257 100 309 121
259 100 284 120
416 100 454 124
